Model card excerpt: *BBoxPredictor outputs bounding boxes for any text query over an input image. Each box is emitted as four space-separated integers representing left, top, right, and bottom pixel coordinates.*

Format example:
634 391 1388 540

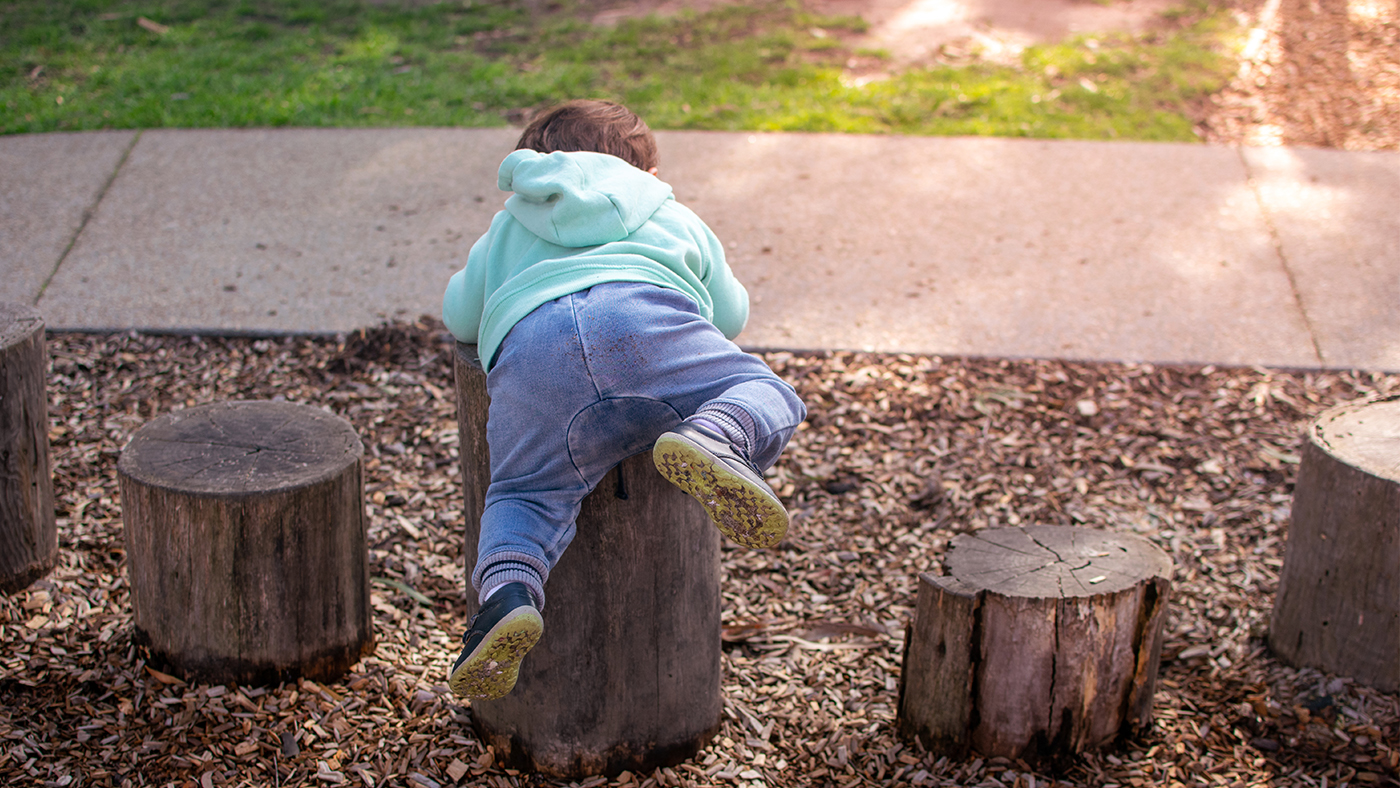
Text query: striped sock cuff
692 402 756 456
472 552 548 609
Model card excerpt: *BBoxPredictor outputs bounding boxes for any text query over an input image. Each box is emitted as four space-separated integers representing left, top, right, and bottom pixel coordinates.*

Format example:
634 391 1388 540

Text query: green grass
1 0 546 131
1 0 1242 141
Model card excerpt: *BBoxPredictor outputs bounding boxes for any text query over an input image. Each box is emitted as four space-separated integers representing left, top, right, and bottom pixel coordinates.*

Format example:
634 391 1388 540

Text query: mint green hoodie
442 149 749 369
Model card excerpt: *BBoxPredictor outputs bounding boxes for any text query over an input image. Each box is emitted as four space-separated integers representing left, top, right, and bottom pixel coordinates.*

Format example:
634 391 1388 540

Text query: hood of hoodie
498 149 674 249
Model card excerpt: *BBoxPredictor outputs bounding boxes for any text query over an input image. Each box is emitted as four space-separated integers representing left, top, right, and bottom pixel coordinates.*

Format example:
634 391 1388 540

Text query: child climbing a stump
440 100 806 700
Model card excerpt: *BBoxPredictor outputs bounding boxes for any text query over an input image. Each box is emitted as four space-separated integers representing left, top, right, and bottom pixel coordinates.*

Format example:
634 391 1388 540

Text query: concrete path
2 127 1396 371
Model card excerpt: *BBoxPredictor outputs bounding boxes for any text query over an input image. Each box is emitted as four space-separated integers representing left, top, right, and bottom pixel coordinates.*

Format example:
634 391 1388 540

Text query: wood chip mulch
2 319 1397 788
1202 0 1400 150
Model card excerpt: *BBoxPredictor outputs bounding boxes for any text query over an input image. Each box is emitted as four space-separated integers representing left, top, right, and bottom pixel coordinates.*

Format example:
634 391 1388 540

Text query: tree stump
453 343 721 779
1270 396 1400 692
0 302 56 594
898 525 1172 761
118 400 373 684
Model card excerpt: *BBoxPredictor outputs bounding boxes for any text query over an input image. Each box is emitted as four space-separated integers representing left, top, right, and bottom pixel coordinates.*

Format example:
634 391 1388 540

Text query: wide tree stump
0 302 56 594
898 525 1172 761
118 400 373 684
1270 397 1400 692
453 343 721 779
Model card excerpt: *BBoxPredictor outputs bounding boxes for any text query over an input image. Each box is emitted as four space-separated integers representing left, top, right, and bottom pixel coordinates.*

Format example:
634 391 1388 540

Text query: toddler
441 100 806 700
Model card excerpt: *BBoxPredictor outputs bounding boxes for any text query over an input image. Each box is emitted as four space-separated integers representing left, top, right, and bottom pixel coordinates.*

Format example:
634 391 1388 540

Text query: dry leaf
136 16 170 34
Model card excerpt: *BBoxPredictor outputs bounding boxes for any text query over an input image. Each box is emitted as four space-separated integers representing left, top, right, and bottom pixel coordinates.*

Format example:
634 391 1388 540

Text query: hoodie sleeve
441 215 501 344
693 217 749 340
441 267 480 344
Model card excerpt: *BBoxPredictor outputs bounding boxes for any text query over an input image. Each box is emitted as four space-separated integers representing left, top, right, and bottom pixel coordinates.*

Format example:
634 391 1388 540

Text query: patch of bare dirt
588 0 1178 64
586 0 1400 149
807 0 1180 64
1202 0 1400 150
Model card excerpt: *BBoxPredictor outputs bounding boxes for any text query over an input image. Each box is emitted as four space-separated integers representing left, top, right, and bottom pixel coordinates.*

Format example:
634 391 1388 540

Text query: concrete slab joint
0 130 140 307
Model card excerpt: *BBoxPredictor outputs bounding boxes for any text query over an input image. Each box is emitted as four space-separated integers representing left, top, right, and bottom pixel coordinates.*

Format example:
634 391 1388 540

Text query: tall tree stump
898 525 1172 761
453 343 721 779
0 302 56 594
118 400 373 684
1270 396 1400 692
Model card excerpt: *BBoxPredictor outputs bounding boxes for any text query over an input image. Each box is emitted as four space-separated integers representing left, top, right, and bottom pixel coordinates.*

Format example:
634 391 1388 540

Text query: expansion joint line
33 130 142 306
1237 146 1325 366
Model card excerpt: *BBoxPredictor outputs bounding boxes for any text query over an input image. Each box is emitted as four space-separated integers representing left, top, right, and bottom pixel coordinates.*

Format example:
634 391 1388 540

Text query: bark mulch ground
1 320 1397 788
1201 0 1398 150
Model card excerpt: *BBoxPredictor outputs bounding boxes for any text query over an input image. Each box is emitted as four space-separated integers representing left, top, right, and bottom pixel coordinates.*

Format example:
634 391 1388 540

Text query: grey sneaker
448 583 543 700
653 422 789 549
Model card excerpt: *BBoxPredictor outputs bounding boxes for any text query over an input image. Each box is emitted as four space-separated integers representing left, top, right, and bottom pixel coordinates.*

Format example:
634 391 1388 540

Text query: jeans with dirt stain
472 282 806 609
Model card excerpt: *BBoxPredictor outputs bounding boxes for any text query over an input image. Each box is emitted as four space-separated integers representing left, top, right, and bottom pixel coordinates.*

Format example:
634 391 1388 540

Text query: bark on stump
0 302 57 594
453 343 721 779
118 400 373 685
898 525 1172 761
1269 396 1400 692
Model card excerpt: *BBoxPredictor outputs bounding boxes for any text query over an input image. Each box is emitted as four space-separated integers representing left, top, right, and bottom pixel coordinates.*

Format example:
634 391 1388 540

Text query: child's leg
472 298 599 610
451 292 612 700
563 283 806 469
561 284 807 545
655 371 806 548
686 375 806 470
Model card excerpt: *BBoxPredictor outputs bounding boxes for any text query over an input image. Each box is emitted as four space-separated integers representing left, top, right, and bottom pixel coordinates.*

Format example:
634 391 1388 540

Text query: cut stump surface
898 525 1172 761
118 400 373 684
453 343 721 779
1270 396 1400 692
0 302 56 594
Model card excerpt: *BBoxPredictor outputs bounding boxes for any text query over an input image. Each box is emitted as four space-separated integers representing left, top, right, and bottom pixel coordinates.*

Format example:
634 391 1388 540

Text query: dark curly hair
515 100 659 172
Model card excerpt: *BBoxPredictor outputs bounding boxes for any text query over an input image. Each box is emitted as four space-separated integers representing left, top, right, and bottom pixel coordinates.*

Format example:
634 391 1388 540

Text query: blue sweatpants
473 282 806 608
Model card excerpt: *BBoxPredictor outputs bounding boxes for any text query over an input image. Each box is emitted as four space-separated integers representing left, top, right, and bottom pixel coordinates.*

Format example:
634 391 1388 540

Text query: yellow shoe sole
448 608 543 701
653 433 788 549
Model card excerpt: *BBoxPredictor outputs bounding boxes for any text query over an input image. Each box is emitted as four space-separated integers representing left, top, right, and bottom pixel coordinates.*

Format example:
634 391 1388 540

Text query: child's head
516 100 659 173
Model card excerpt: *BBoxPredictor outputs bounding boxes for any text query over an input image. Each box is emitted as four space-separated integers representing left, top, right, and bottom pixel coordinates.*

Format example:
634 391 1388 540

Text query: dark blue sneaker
448 583 543 700
653 422 789 549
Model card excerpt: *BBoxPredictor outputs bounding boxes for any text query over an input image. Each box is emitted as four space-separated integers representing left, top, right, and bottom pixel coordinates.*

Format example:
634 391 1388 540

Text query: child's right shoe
448 583 543 701
652 422 789 549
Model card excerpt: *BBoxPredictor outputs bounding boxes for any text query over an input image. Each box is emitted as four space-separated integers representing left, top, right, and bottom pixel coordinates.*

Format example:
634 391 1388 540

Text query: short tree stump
1270 396 1400 692
0 302 57 594
898 525 1172 761
454 343 721 779
118 400 373 684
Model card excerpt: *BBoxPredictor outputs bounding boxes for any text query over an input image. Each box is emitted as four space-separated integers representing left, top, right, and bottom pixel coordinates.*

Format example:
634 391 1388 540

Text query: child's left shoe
653 421 789 549
449 583 543 700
